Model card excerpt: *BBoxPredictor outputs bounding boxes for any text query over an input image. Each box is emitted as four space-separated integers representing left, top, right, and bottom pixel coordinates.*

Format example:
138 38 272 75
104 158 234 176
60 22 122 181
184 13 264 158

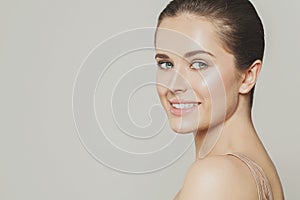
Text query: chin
168 119 199 134
171 127 194 134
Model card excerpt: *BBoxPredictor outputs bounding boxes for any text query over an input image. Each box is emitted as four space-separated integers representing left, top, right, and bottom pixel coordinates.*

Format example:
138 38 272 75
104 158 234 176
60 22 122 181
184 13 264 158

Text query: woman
154 0 284 199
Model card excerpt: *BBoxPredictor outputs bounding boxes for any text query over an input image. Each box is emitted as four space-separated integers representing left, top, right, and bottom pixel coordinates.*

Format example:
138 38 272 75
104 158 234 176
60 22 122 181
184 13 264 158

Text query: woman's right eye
157 61 173 69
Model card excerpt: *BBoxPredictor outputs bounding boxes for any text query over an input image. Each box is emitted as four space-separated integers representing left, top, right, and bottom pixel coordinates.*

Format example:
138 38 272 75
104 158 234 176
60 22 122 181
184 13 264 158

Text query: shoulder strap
227 153 274 200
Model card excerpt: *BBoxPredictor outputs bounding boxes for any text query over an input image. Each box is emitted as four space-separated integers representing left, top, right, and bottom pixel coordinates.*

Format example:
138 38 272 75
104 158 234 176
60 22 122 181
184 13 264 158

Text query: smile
171 103 199 109
169 102 201 116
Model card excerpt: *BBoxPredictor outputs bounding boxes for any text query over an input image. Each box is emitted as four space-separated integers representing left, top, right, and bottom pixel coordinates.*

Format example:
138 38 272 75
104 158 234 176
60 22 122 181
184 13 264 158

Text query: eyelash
157 61 174 70
190 61 209 70
157 61 209 70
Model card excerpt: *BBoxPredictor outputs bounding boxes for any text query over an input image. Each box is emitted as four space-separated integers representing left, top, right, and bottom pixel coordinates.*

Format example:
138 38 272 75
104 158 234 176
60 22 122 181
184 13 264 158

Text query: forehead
155 15 224 57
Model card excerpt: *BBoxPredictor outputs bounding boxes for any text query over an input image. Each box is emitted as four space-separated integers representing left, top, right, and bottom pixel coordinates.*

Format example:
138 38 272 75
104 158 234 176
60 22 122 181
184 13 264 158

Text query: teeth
171 103 199 109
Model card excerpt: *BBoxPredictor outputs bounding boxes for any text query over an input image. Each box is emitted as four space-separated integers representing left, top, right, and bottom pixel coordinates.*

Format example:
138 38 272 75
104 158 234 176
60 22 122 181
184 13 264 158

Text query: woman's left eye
190 61 208 70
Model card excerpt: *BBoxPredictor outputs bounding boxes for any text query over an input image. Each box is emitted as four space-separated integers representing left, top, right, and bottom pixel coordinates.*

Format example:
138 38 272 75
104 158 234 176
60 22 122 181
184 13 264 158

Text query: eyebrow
155 50 214 60
155 53 170 59
184 50 215 58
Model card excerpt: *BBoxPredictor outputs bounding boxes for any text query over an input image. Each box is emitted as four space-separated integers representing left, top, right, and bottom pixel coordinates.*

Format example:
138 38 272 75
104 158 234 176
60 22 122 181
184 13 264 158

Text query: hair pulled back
157 0 265 107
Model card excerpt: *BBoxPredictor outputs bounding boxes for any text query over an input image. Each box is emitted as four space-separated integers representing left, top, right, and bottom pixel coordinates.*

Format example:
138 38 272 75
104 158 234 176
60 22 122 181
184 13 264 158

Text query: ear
239 60 262 94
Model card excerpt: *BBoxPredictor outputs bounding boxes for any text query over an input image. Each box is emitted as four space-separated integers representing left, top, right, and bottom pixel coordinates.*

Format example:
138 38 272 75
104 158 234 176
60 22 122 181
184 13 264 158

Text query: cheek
205 67 239 116
196 68 230 118
156 70 166 95
156 70 172 106
221 69 240 101
156 69 172 89
192 69 226 103
156 83 166 105
189 71 210 99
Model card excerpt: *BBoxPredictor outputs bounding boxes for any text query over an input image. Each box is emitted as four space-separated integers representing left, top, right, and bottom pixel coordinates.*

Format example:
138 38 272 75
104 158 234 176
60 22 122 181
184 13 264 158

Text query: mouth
168 101 201 116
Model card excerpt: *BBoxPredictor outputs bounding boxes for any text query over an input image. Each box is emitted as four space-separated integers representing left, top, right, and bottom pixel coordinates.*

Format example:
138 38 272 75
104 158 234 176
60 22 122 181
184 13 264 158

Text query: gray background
0 0 299 199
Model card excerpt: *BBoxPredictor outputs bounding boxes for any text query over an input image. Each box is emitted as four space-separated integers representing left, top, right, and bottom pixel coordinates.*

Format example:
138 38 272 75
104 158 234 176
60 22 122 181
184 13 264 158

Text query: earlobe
239 60 262 94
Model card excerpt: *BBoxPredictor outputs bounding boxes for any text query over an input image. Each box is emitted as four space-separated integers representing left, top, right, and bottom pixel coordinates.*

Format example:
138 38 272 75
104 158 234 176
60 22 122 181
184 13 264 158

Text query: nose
169 67 188 94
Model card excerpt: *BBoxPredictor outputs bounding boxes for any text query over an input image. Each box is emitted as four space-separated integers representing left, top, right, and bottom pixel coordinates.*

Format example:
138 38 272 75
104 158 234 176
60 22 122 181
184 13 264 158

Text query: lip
169 99 201 104
168 99 201 117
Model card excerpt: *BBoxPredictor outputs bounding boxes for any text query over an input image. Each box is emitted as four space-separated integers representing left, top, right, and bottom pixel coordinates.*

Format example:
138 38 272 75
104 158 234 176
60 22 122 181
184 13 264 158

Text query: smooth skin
155 13 284 200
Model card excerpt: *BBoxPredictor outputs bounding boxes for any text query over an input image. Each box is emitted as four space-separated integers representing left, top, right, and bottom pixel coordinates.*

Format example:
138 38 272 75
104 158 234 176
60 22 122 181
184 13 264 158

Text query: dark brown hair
157 0 265 108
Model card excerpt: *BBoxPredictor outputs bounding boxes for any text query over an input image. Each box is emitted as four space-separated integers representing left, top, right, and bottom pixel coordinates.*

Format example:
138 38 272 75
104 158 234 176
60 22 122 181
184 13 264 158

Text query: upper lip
168 99 201 104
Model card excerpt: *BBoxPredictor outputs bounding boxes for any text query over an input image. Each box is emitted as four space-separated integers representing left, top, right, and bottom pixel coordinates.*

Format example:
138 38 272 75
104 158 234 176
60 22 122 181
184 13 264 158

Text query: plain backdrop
0 0 299 199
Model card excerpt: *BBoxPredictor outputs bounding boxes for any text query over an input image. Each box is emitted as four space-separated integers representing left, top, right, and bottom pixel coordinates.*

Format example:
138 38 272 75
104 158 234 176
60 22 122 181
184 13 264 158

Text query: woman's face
155 14 243 134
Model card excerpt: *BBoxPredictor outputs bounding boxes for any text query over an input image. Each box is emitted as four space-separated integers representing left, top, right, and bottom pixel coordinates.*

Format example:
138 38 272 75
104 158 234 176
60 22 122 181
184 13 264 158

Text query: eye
157 61 174 70
190 61 208 70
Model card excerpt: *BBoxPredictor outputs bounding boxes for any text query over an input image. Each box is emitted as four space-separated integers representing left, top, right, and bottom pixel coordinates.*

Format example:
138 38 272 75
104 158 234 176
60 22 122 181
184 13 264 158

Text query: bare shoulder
177 155 258 200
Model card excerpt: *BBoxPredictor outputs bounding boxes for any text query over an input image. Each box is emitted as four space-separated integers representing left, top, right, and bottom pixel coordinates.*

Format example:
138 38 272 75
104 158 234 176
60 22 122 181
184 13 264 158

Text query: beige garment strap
227 153 274 200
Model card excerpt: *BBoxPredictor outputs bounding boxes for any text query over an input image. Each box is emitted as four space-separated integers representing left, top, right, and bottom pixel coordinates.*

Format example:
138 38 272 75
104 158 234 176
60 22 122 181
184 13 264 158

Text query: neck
193 98 259 160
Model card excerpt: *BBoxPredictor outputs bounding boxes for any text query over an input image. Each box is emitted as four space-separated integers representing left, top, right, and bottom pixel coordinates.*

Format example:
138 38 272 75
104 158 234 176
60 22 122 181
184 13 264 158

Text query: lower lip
169 103 200 117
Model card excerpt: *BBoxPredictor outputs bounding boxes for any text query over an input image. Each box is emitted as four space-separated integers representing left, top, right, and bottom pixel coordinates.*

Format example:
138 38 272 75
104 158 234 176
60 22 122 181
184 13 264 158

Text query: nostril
172 88 187 94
